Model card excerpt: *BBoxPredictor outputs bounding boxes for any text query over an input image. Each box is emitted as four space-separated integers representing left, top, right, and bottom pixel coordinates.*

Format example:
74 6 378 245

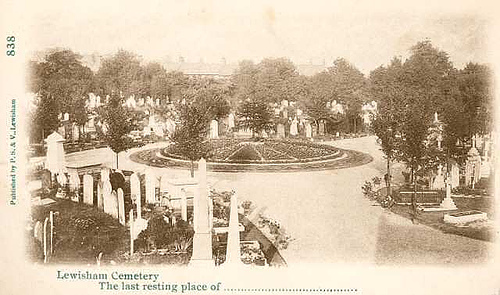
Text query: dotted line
223 288 358 293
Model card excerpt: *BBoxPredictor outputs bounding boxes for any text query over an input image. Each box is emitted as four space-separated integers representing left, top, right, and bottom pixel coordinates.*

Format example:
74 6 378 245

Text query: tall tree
96 50 144 98
27 49 94 141
170 104 211 177
99 93 136 169
181 79 232 121
237 99 274 137
327 58 368 133
369 58 405 196
397 41 452 219
441 62 493 161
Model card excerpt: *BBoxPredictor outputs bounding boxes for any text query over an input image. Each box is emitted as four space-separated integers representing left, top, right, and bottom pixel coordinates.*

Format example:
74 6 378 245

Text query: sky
21 0 494 74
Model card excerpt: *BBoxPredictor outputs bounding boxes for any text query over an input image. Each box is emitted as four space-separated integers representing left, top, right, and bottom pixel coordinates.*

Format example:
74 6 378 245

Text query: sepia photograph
1 0 499 294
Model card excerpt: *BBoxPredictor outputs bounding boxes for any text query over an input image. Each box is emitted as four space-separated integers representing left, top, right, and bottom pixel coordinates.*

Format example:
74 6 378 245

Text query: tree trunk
190 161 195 178
116 152 119 170
411 167 418 223
386 158 392 196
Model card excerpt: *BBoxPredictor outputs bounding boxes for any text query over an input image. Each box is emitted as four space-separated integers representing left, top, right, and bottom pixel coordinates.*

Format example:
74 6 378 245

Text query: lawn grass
389 196 496 242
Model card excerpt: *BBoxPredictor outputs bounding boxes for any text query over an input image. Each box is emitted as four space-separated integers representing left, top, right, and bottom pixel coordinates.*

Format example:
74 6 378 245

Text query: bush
135 212 194 252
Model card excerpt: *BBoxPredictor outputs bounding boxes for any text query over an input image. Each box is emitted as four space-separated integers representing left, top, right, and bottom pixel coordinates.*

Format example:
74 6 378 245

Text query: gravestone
210 120 219 139
102 180 112 214
290 118 298 136
97 181 104 209
228 113 235 129
34 221 43 243
69 172 80 192
180 189 188 221
465 147 481 187
72 124 79 141
41 169 52 191
277 124 285 138
305 123 312 138
432 165 445 190
130 172 141 219
45 132 65 174
100 168 110 182
108 191 119 219
166 118 176 135
145 169 156 204
56 173 67 187
225 193 242 266
318 121 325 135
440 176 457 210
190 158 213 266
117 188 125 225
83 174 93 205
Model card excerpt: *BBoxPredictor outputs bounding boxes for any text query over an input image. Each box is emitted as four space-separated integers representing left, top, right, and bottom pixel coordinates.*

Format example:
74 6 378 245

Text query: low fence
394 190 445 205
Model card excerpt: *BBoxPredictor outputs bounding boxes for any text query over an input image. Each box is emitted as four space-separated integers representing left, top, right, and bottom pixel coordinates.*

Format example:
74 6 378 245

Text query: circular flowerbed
130 138 373 172
163 139 342 164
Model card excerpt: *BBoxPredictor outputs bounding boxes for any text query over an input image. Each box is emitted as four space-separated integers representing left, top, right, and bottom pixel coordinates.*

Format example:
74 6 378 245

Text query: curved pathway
63 136 491 265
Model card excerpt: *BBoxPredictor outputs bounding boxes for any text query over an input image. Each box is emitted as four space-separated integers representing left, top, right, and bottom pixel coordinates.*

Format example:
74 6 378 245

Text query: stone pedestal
190 158 213 266
440 182 457 210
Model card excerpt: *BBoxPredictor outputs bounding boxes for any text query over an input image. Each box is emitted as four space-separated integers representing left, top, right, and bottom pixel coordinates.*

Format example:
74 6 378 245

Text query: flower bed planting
161 139 341 164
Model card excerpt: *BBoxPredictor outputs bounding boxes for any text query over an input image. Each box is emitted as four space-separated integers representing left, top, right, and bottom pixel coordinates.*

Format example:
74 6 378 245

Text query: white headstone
210 120 219 139
102 180 112 215
130 173 141 219
117 188 125 225
228 113 235 129
318 121 325 135
63 113 70 121
290 118 298 136
100 168 110 182
432 164 445 189
180 189 188 221
69 172 80 192
277 124 285 138
305 123 312 138
465 147 481 186
56 173 67 187
45 132 66 174
83 174 93 205
225 193 242 266
142 125 151 137
145 169 156 204
440 175 457 209
166 118 176 135
72 124 79 141
109 191 119 220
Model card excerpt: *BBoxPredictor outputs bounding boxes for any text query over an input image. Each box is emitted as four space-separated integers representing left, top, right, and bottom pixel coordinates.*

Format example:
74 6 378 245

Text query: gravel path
62 136 491 265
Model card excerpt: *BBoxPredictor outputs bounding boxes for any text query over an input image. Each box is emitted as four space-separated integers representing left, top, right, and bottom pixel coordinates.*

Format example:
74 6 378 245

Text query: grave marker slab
83 174 93 205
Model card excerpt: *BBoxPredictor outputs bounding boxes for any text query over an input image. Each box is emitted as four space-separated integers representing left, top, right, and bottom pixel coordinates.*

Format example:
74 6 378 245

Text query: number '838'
6 36 15 56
